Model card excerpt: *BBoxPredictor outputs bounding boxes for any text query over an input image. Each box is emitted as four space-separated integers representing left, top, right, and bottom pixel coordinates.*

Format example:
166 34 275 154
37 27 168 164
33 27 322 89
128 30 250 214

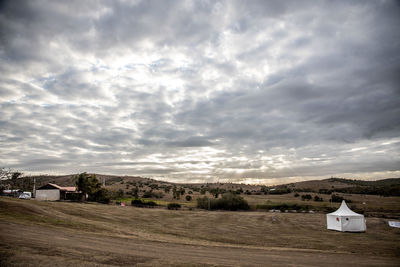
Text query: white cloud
0 0 399 183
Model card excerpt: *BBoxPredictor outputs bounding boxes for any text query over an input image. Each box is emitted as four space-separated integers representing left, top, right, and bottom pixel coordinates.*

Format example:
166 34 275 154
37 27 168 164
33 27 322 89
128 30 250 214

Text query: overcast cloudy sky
1 0 399 184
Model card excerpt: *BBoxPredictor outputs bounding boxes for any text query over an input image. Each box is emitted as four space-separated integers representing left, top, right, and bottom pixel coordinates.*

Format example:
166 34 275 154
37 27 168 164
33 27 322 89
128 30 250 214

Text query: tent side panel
327 215 342 231
342 216 366 232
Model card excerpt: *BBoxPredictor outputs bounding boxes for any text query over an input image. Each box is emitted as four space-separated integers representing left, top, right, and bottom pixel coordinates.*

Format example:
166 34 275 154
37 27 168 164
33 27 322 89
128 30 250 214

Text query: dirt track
1 198 399 266
1 222 398 267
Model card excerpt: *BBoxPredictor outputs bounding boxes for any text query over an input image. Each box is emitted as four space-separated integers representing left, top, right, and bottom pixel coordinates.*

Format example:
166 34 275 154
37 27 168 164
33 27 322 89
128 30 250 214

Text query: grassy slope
1 198 399 258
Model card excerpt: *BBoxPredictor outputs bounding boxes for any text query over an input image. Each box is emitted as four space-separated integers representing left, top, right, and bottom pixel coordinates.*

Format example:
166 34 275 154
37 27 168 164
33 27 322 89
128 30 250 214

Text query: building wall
35 189 60 201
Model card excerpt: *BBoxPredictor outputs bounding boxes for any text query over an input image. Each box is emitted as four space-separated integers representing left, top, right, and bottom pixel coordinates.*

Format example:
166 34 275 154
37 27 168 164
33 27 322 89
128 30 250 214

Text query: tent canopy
326 200 366 232
327 200 363 217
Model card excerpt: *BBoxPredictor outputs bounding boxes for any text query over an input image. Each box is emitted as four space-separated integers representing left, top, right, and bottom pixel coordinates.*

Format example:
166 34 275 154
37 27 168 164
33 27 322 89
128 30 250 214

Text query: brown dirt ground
1 197 399 266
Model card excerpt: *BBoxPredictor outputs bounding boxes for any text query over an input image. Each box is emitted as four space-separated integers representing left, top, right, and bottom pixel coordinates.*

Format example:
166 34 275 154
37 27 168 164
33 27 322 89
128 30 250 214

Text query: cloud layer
1 0 399 183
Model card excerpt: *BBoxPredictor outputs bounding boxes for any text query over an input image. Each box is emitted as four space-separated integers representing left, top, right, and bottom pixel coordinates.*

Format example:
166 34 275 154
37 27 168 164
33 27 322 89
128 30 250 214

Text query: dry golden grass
1 197 400 266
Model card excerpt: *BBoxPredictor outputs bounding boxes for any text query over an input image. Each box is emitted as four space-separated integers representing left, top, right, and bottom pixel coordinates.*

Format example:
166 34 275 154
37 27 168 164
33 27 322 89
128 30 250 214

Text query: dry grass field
1 197 399 266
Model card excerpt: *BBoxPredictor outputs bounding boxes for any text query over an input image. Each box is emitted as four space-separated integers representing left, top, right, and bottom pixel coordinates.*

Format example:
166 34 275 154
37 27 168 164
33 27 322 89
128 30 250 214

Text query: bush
131 199 143 206
167 203 181 210
145 201 157 207
149 183 159 190
185 195 192 201
91 188 111 204
301 194 312 201
131 199 157 208
314 195 323 202
197 193 249 211
294 193 300 197
331 194 351 203
268 188 292 195
256 203 309 211
142 190 153 198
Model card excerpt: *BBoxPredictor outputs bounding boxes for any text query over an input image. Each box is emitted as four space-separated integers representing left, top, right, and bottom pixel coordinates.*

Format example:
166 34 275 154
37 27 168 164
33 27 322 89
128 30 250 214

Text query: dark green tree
131 186 139 198
74 173 101 201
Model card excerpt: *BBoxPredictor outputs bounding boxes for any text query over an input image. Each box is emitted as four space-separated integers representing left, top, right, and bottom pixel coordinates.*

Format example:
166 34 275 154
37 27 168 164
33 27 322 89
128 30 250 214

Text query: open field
1 197 399 266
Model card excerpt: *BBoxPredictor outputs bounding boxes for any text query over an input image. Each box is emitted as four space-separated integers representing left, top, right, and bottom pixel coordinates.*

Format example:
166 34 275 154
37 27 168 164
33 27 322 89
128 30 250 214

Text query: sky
0 0 399 184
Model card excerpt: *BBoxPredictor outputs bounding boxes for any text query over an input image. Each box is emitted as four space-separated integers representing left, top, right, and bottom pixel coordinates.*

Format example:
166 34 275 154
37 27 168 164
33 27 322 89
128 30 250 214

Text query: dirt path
1 221 398 267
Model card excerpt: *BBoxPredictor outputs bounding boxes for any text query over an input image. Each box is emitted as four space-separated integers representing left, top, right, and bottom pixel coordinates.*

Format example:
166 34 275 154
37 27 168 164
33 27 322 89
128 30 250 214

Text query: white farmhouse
35 183 78 201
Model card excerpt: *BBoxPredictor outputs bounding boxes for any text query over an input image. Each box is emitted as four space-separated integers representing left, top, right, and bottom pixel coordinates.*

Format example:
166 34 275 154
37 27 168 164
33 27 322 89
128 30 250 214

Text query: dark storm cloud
0 0 399 183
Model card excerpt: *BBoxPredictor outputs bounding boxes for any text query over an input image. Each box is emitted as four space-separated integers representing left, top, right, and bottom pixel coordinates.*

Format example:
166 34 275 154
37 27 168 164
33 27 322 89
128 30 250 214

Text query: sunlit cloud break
0 0 399 184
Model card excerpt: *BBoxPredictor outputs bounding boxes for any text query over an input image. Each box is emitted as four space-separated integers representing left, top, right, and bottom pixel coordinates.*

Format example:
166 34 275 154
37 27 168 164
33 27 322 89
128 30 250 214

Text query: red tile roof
47 183 76 192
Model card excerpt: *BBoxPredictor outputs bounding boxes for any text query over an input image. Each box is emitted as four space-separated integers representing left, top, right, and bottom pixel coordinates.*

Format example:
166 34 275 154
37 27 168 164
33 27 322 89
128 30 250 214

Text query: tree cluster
74 173 110 203
197 193 249 211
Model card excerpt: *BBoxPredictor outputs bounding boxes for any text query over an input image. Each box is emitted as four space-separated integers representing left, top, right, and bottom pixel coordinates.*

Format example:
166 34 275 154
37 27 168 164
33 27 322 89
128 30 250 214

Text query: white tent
326 200 366 232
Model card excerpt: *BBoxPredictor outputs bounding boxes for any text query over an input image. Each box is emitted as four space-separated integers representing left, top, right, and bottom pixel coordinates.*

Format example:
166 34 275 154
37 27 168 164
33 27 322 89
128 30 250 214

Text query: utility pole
33 177 36 198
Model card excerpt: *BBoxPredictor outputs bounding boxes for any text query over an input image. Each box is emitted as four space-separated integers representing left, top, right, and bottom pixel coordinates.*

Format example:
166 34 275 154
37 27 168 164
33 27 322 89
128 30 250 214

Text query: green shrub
91 188 111 204
268 188 292 194
331 194 351 203
142 190 153 198
185 195 192 201
314 195 323 202
131 199 157 208
167 203 181 210
145 201 157 207
197 193 249 211
301 194 312 201
131 199 143 206
256 203 305 211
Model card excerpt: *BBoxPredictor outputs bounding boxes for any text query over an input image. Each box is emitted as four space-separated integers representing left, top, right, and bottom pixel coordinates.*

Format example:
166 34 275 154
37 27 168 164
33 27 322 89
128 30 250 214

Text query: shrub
270 188 292 194
314 195 323 202
131 199 157 208
145 201 157 207
197 196 210 209
217 193 249 210
197 193 249 211
130 187 139 198
131 199 143 206
91 188 111 204
149 183 159 190
200 188 207 195
301 194 312 201
185 195 192 201
167 203 181 210
164 186 171 193
294 193 300 197
142 190 153 198
331 194 351 203
256 203 306 211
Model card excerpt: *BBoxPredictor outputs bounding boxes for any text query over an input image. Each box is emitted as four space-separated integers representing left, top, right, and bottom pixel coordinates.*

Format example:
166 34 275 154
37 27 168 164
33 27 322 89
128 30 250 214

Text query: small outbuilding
35 183 80 201
326 200 366 232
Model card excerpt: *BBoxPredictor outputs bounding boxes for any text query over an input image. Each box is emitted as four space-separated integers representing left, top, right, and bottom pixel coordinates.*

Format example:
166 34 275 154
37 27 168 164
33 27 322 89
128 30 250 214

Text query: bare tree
0 167 12 180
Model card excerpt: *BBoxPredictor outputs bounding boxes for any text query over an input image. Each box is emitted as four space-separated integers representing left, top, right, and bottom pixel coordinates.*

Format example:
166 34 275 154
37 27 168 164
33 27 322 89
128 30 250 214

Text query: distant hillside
1 173 399 196
291 177 400 196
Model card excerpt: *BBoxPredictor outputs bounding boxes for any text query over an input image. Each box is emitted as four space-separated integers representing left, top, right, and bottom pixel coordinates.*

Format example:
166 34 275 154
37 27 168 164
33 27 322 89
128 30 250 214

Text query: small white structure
36 183 77 201
326 200 366 232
